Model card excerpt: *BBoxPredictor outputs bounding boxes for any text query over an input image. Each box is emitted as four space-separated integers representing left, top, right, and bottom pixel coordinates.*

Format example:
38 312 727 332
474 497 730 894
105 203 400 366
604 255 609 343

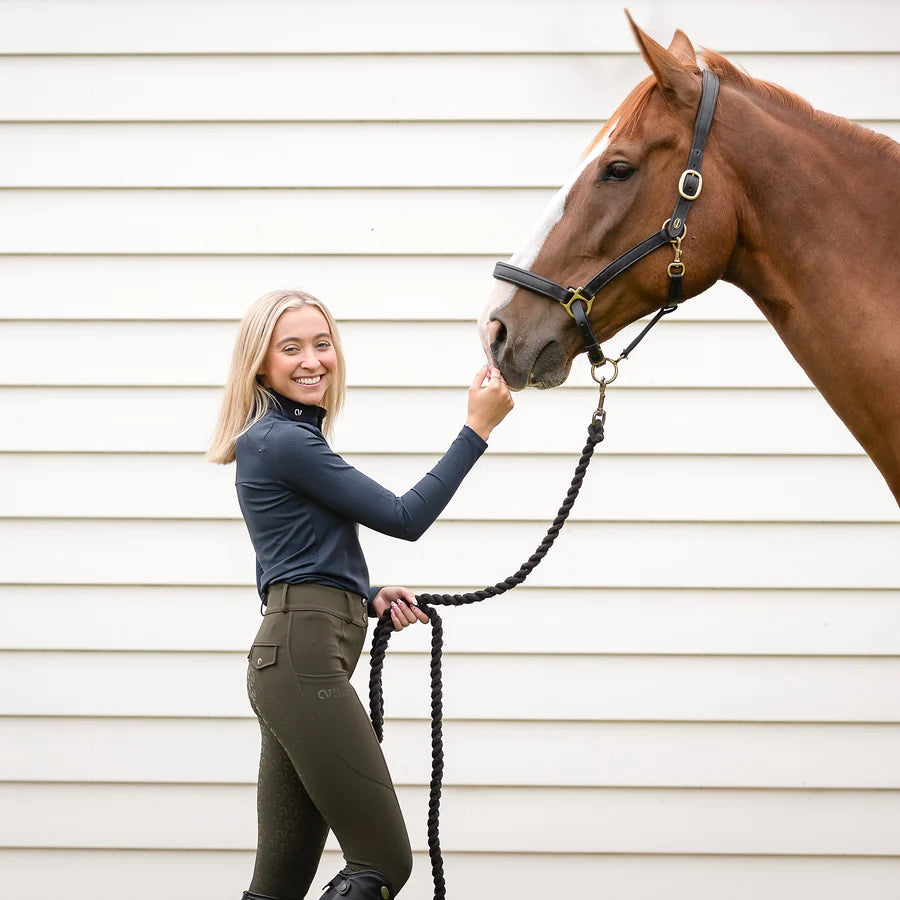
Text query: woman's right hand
465 364 514 441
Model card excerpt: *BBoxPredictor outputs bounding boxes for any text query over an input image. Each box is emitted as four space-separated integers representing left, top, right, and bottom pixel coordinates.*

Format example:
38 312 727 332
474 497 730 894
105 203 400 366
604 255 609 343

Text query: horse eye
601 161 634 182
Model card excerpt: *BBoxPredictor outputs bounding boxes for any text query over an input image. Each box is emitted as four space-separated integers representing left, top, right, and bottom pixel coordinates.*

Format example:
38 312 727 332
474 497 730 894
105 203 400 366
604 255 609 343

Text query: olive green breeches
246 583 412 899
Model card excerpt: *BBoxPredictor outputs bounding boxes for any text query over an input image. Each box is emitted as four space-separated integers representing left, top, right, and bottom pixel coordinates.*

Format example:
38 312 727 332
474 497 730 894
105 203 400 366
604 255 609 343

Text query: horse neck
721 98 900 502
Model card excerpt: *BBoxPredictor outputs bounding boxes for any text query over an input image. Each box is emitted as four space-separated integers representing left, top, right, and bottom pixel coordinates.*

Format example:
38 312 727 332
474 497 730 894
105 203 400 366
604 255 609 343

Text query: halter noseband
493 69 720 370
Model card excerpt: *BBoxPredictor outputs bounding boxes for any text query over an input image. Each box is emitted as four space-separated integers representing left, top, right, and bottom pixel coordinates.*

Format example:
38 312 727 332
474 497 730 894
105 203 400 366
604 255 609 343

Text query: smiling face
258 305 337 407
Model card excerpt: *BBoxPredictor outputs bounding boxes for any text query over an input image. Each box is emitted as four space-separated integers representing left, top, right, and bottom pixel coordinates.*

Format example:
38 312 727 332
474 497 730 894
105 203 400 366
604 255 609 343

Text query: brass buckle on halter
562 287 593 319
678 168 703 200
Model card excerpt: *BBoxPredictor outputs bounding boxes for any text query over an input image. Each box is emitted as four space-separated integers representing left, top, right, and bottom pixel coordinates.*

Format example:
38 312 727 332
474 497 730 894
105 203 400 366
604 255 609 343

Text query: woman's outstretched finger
470 363 491 390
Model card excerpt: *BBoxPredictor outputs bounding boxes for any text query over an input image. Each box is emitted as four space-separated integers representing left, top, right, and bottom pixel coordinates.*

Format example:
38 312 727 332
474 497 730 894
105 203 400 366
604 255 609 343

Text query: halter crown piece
493 69 720 373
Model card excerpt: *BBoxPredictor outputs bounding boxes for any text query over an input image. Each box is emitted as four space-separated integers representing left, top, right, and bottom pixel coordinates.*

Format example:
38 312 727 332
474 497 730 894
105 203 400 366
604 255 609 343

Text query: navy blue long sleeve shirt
234 390 487 606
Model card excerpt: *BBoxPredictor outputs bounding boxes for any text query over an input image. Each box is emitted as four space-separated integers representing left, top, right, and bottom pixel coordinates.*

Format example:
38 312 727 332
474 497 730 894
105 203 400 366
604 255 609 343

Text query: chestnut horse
480 17 900 504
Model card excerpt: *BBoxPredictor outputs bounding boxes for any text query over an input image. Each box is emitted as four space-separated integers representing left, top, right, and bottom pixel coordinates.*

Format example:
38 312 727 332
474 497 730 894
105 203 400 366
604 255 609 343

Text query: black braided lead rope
369 604 447 896
368 408 606 900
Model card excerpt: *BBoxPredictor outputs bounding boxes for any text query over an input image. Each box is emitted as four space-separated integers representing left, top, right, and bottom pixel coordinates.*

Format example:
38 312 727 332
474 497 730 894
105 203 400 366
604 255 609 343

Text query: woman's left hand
372 586 430 631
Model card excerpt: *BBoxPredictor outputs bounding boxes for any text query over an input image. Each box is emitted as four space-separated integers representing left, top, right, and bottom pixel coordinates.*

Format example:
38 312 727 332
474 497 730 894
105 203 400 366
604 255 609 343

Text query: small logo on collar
294 409 302 417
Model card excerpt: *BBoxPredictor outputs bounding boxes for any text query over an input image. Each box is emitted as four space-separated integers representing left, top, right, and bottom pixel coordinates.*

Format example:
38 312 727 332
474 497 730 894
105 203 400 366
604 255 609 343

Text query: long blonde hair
206 290 347 464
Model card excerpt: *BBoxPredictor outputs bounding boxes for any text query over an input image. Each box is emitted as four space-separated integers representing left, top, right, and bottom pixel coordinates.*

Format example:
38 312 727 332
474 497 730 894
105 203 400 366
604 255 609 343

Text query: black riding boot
317 869 395 899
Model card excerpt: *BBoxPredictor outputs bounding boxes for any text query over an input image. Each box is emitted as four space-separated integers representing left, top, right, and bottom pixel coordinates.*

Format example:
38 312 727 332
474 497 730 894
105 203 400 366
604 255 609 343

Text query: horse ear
667 29 697 67
625 11 700 115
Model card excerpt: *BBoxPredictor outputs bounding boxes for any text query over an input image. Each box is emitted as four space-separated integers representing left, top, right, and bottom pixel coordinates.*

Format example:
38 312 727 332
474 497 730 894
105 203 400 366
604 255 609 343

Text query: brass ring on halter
590 355 619 385
662 218 687 241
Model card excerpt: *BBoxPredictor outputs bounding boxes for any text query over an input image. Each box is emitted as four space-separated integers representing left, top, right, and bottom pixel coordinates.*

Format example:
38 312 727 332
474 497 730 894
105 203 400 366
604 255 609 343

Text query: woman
207 290 513 900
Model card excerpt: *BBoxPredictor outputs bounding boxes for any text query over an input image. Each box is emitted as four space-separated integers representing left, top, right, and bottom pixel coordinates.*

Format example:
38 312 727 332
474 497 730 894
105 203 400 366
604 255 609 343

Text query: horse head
480 15 740 390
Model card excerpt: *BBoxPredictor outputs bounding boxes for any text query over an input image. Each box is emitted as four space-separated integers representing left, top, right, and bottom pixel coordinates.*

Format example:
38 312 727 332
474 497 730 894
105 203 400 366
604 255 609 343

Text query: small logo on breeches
317 685 353 700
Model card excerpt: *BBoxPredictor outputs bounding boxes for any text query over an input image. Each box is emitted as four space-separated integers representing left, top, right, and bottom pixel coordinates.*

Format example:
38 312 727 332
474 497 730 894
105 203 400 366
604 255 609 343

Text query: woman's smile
259 305 337 406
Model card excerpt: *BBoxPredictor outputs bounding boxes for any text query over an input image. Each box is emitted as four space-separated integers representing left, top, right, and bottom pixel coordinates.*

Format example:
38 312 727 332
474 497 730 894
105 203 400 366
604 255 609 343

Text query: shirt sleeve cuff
460 424 488 450
366 584 383 617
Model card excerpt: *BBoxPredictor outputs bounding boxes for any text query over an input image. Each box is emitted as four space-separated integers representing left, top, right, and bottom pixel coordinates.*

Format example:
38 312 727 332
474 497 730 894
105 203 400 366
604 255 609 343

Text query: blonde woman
208 290 513 900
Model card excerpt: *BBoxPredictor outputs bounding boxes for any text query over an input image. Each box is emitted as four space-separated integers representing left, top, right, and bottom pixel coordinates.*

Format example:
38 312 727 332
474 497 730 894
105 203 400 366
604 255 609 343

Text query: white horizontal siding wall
1 2 898 899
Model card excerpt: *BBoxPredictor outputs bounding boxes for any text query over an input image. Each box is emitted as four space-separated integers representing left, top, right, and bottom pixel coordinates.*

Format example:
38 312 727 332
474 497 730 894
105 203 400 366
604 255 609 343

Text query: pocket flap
249 644 278 669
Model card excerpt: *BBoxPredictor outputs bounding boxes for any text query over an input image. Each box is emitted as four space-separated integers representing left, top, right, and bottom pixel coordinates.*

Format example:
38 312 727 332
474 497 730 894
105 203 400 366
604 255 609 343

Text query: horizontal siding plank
0 188 559 255
5 849 900 900
1 1 898 53
0 121 603 188
3 585 899 656
2 519 898 589
3 452 897 523
0 255 765 322
3 782 900 854
0 387 863 455
2 121 897 187
2 651 899 722
0 320 817 389
0 55 897 121
4 717 900 789
4 186 896 268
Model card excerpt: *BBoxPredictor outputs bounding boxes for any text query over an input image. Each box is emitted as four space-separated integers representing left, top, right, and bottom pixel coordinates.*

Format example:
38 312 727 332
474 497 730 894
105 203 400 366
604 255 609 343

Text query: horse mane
584 50 900 163
700 48 900 162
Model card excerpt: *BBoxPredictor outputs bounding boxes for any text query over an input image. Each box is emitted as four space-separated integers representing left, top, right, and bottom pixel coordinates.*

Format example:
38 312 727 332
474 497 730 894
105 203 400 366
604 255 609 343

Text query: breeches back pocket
288 610 365 679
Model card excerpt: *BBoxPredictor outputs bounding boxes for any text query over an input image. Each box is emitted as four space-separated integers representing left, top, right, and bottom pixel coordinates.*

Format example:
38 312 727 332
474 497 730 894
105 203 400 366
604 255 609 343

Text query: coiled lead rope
368 386 608 899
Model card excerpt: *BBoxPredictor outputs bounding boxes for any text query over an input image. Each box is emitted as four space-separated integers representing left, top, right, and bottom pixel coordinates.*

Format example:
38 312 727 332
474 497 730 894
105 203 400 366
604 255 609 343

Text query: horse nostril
488 318 506 356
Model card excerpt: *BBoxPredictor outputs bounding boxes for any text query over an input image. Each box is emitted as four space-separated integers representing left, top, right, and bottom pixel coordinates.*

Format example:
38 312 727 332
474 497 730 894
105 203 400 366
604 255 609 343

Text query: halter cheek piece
493 69 720 374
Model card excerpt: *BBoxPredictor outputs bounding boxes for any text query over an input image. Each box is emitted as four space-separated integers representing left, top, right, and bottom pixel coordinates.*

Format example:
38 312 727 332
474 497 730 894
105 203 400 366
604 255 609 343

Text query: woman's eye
316 342 331 350
283 346 298 353
601 162 634 182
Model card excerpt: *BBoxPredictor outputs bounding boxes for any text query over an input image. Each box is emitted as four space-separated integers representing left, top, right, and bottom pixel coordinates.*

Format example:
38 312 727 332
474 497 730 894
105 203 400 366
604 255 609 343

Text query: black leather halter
493 69 720 369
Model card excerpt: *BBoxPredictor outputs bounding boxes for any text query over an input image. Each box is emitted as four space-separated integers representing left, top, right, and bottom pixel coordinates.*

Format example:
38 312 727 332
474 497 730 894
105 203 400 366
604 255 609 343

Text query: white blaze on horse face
478 120 619 359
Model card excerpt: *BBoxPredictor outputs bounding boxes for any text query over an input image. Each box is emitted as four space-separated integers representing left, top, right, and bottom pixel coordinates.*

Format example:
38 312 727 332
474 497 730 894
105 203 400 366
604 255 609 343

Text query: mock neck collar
269 389 327 430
